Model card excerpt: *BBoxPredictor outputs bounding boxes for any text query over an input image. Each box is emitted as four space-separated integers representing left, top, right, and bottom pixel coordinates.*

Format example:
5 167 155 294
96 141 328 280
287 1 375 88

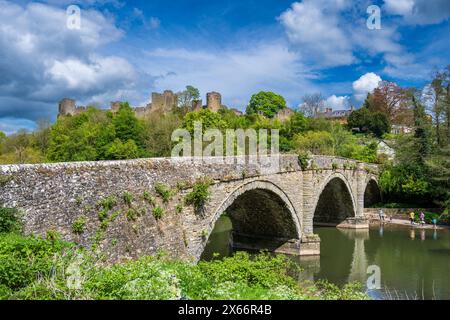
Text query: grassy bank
0 207 368 300
0 232 368 300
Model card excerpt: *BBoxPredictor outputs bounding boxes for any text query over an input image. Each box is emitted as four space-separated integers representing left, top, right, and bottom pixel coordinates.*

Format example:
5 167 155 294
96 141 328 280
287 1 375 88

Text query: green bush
126 209 138 221
143 191 156 206
97 196 117 211
154 183 173 203
0 208 22 234
185 179 212 211
0 234 369 300
0 234 73 291
152 206 165 220
98 208 109 222
72 216 87 234
297 152 310 170
122 192 133 206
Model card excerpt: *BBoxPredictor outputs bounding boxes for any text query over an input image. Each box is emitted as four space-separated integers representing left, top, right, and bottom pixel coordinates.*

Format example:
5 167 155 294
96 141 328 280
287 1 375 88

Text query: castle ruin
58 90 226 118
206 92 222 112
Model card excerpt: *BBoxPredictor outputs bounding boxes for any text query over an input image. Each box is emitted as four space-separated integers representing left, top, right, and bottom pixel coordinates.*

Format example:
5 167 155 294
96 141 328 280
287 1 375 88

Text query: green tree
218 108 252 129
246 91 286 118
177 85 200 110
112 103 146 151
411 94 432 165
0 130 45 164
0 131 6 156
144 113 182 157
105 139 140 160
279 111 307 151
183 109 228 133
47 108 116 162
293 131 334 155
347 107 390 138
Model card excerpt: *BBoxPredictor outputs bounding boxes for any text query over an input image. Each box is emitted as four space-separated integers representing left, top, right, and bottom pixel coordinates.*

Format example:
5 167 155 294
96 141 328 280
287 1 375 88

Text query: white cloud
384 0 450 25
132 7 160 29
47 56 135 92
384 0 415 16
325 95 350 110
352 72 382 101
144 44 318 109
278 1 354 67
278 0 449 77
0 0 143 128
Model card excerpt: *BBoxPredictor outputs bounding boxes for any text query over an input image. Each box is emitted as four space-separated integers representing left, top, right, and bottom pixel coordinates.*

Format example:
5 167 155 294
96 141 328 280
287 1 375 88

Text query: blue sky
0 0 449 134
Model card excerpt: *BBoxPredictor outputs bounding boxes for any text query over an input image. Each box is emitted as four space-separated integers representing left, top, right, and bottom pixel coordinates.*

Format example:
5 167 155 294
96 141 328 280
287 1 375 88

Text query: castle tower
58 98 76 117
207 92 222 112
163 90 177 110
192 99 203 111
110 101 121 113
151 90 177 114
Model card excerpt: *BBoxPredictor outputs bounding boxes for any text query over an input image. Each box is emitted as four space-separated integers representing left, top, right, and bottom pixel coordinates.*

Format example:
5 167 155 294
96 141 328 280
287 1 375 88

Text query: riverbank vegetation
0 207 367 300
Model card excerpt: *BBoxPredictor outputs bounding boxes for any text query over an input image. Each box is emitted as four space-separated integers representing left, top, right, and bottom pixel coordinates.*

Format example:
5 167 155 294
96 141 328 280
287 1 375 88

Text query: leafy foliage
0 236 368 300
0 208 22 234
0 233 73 292
185 178 212 211
152 206 165 220
71 216 87 234
154 183 173 203
183 109 228 133
46 105 147 162
122 192 133 206
246 91 286 118
347 107 391 138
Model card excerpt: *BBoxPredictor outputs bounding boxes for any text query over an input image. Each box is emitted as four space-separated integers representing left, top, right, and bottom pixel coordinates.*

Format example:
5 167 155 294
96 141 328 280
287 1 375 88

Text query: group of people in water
378 209 438 229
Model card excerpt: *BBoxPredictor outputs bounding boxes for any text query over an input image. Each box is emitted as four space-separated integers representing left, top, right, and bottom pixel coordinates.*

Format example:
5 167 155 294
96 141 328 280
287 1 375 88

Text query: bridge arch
364 177 382 208
312 173 357 225
201 180 302 259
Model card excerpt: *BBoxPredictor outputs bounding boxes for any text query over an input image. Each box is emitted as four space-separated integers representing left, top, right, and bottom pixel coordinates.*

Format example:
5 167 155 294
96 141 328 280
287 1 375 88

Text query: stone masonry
58 90 228 119
0 155 379 263
206 92 222 112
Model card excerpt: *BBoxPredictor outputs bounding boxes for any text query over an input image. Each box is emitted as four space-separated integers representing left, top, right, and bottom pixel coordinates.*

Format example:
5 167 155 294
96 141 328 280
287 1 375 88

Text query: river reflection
202 216 450 300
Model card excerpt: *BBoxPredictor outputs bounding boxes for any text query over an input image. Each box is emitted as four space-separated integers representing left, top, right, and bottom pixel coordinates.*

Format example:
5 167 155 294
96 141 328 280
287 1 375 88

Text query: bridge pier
336 217 369 229
231 232 320 256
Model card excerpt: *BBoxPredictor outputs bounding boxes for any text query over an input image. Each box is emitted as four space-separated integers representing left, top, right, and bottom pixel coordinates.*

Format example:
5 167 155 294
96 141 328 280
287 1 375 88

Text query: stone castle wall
58 90 227 118
206 92 222 112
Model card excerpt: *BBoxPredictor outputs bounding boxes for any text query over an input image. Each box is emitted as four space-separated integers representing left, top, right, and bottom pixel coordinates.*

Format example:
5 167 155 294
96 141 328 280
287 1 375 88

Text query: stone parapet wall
0 155 379 262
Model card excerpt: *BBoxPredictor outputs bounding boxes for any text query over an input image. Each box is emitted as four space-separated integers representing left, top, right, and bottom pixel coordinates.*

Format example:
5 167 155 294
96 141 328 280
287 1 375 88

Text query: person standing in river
379 209 385 222
409 211 415 225
419 212 425 226
432 218 438 230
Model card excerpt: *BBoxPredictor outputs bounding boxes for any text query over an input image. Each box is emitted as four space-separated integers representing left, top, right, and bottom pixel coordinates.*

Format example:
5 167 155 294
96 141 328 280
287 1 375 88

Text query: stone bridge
0 155 380 263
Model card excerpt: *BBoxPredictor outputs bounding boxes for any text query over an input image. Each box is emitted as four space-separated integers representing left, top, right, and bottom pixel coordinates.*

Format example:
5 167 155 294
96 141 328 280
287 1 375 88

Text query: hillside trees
177 85 200 110
246 91 286 118
47 104 147 162
347 106 391 137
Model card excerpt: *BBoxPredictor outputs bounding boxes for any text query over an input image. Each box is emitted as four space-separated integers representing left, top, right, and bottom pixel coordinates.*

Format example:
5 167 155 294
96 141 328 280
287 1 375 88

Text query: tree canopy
246 91 286 118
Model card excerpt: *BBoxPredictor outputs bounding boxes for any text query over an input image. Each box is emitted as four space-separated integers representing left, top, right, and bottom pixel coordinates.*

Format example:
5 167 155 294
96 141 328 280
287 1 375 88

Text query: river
201 215 450 300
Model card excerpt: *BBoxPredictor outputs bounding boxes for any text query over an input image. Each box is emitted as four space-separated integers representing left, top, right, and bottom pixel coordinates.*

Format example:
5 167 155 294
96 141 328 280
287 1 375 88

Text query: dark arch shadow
364 179 382 208
313 177 356 226
201 187 300 260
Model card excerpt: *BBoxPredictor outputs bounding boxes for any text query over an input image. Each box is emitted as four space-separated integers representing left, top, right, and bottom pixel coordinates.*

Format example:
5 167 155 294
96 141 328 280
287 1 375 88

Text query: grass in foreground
0 232 368 300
